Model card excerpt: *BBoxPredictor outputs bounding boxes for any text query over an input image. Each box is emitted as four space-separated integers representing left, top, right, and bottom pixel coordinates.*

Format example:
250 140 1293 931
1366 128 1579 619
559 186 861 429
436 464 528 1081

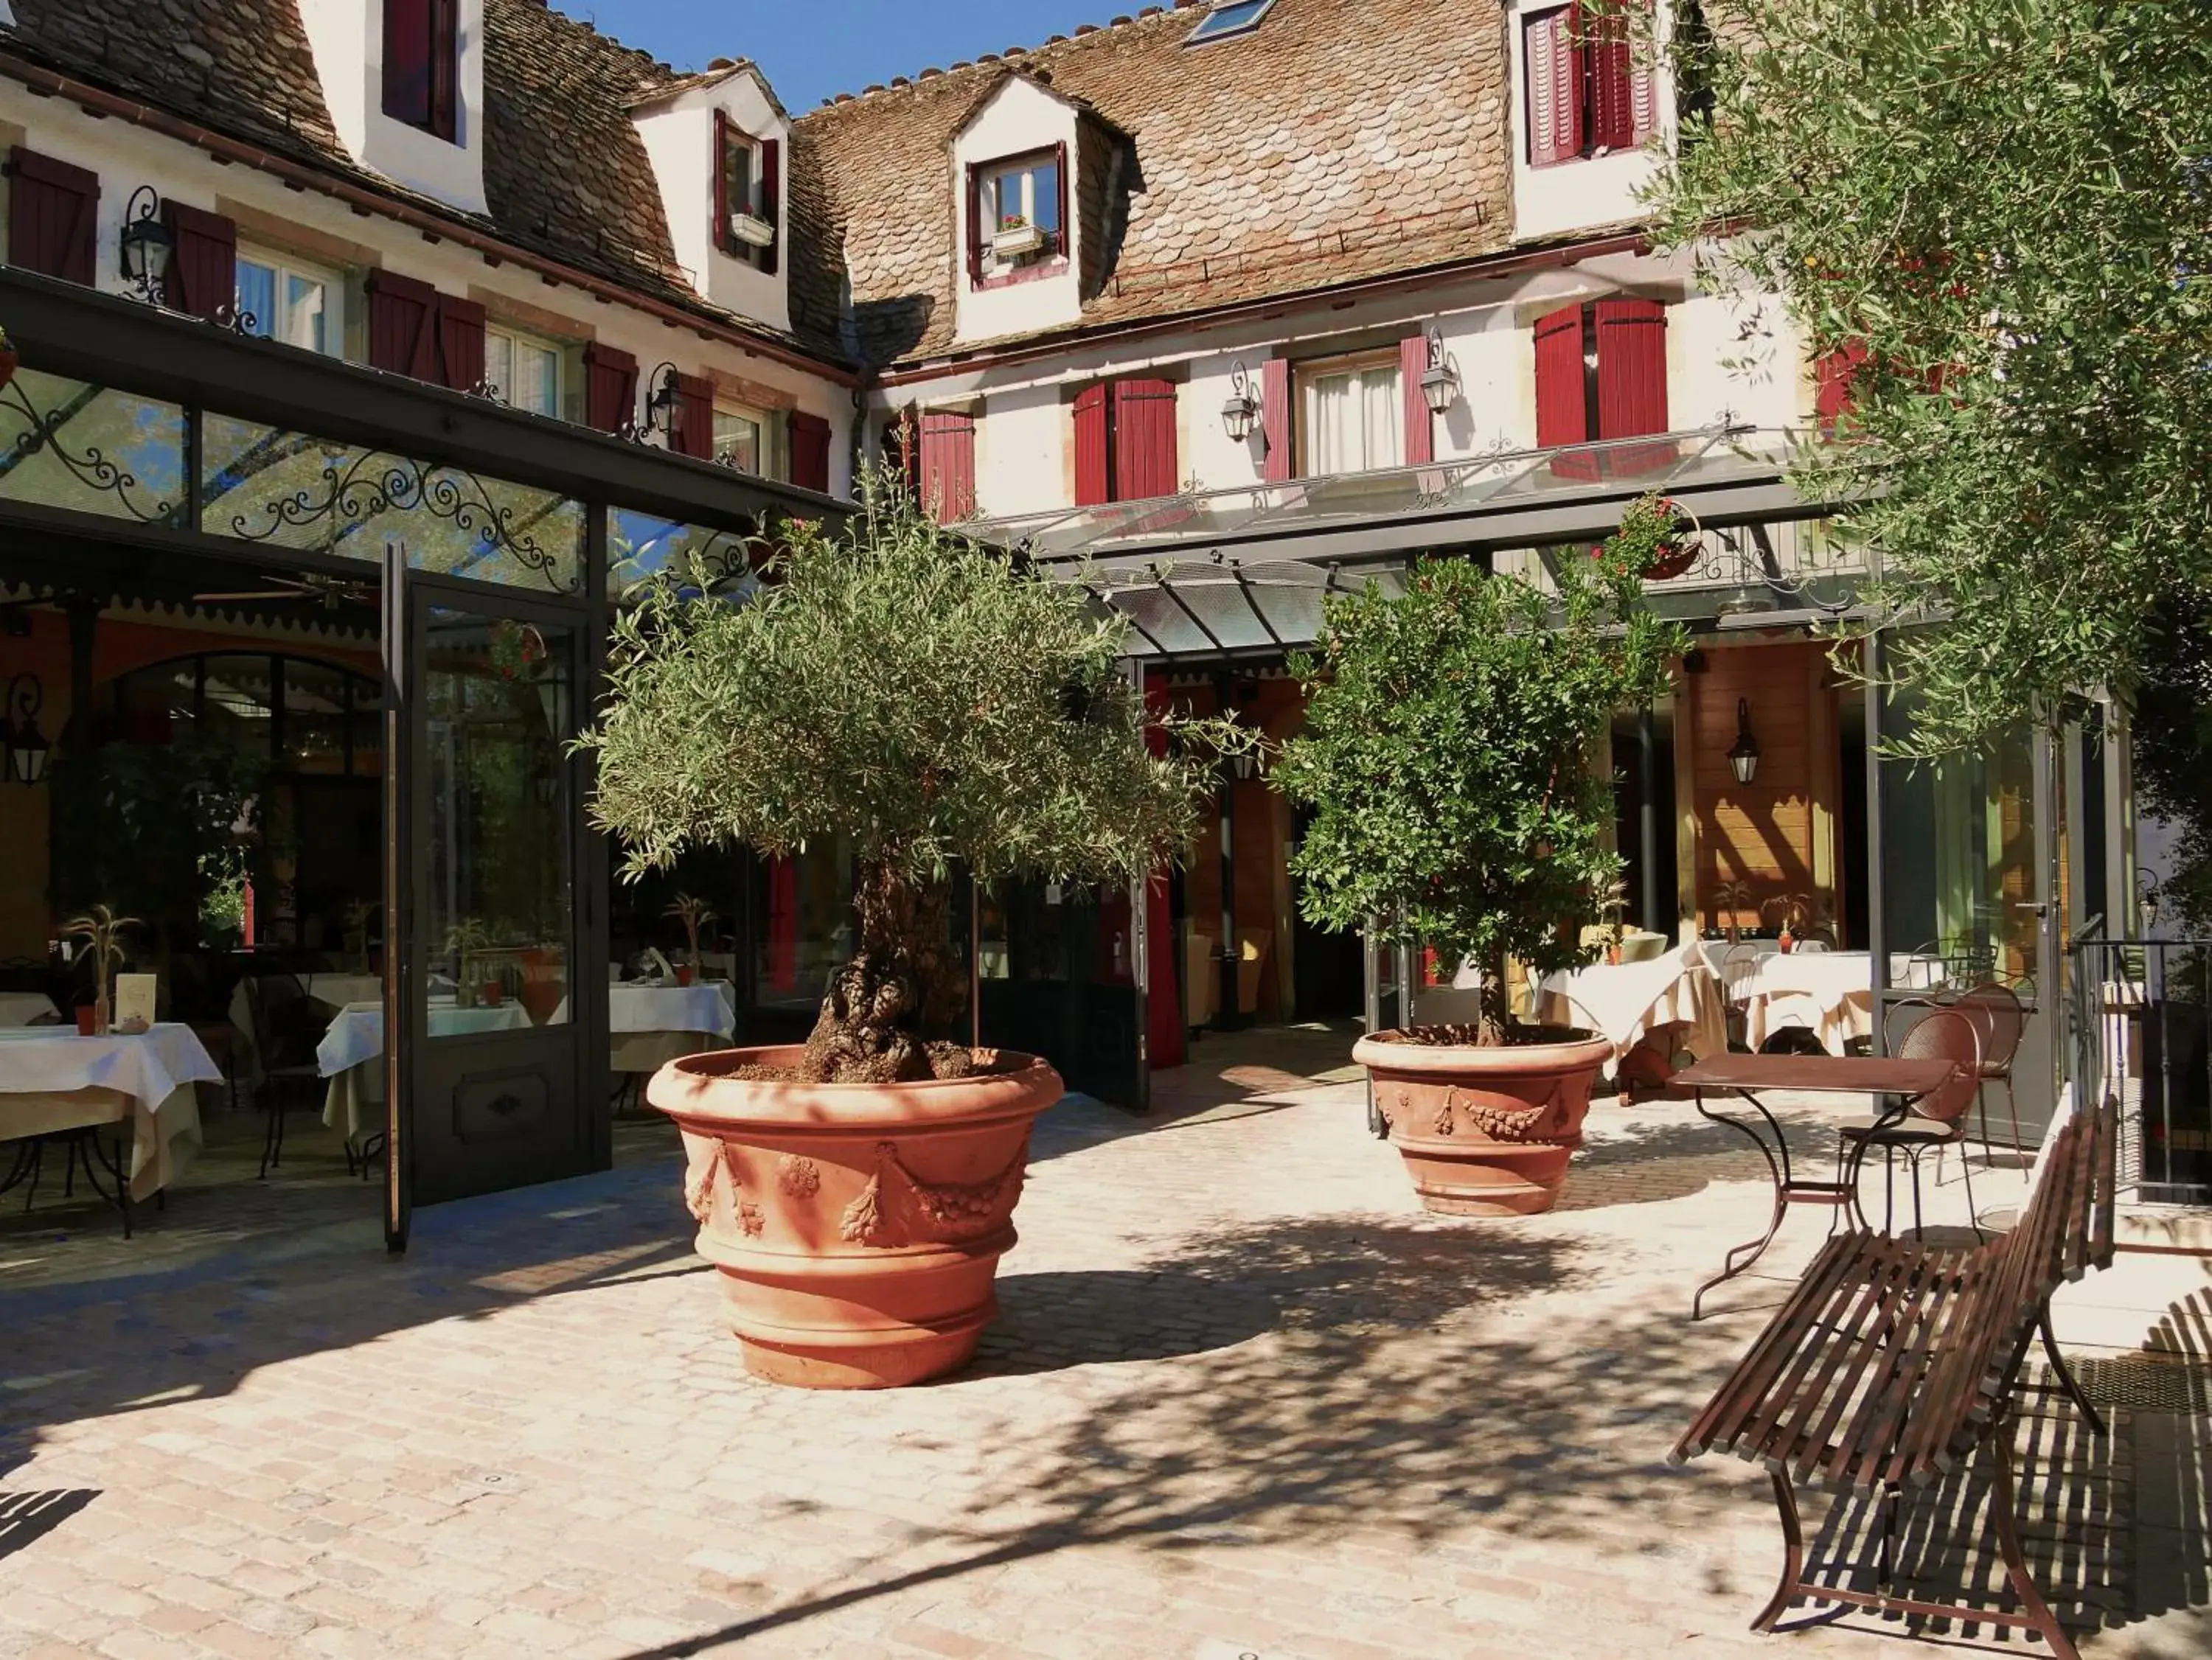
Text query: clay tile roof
0 0 833 360
790 0 1514 370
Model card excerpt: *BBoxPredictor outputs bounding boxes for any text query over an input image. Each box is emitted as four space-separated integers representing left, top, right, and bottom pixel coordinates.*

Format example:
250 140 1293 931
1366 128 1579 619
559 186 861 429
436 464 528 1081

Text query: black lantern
1727 697 1761 786
118 186 173 304
6 672 49 786
636 362 681 445
1419 326 1460 416
1220 359 1261 446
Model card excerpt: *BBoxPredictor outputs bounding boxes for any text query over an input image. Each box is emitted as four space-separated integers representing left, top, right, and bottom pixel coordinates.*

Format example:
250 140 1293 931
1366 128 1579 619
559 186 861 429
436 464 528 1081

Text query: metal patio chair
1948 980 2028 1164
1839 1002 1984 1241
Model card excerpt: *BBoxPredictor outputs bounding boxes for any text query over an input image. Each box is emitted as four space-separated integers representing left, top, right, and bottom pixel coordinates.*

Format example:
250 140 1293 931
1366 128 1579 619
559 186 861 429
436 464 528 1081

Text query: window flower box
991 220 1046 258
727 212 776 250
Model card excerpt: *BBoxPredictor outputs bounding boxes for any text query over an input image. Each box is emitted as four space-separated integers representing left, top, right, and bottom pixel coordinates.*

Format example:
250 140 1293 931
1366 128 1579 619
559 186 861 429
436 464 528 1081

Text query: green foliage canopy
579 479 1232 898
1273 500 1686 1003
1648 0 2212 753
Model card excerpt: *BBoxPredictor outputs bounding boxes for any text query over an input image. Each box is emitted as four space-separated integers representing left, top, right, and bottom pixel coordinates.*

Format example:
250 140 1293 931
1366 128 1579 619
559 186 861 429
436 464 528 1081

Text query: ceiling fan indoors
191 571 377 610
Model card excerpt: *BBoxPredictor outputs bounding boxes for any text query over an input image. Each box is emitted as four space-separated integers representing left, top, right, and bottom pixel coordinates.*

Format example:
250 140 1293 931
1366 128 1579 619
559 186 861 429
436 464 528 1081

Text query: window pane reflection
424 610 572 1028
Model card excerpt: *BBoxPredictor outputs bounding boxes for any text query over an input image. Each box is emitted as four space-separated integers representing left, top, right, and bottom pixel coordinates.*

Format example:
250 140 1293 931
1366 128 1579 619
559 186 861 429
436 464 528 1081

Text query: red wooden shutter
383 0 431 127
364 270 442 378
1585 3 1637 153
917 411 976 523
712 110 733 257
1525 7 1582 166
1399 335 1435 466
1814 340 1869 430
1053 141 1071 260
160 200 237 319
7 147 99 284
1534 304 1589 447
1112 379 1178 501
672 372 714 458
1594 297 1669 438
790 411 832 492
758 137 781 277
1261 358 1292 481
436 294 485 392
429 0 459 142
582 341 639 433
964 167 984 284
1073 385 1110 506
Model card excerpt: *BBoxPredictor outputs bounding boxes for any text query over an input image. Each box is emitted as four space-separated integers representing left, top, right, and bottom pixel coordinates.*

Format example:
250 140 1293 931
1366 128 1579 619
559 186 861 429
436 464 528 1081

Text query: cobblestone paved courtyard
1 1027 2207 1659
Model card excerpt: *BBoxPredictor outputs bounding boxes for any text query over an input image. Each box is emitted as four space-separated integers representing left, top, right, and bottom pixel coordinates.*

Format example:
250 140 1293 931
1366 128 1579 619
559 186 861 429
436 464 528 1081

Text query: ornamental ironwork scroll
215 438 578 593
0 372 184 526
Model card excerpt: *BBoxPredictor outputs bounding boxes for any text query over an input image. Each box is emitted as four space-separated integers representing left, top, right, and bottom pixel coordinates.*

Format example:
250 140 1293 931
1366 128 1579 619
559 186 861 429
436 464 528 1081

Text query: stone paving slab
0 1042 2204 1659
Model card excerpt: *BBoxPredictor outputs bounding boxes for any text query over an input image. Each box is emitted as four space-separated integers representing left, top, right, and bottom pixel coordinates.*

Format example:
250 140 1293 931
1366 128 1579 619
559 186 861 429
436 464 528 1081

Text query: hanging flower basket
487 619 549 683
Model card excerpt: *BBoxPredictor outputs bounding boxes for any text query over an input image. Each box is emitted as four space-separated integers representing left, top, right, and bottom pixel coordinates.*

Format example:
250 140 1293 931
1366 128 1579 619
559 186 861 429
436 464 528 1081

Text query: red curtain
766 858 798 993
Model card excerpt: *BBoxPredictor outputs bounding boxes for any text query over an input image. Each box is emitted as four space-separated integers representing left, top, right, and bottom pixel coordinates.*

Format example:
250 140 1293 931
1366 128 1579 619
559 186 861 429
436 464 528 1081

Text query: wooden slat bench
1673 1094 2118 1658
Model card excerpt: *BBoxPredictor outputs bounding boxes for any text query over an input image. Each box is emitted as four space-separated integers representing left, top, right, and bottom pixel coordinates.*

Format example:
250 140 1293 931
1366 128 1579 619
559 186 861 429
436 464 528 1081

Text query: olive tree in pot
577 478 1237 1387
1273 498 1687 1215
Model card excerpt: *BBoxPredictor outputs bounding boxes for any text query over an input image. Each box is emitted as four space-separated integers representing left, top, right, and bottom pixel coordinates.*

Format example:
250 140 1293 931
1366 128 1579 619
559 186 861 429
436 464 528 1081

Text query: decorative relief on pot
737 1197 765 1237
778 1154 821 1199
1433 1095 1457 1137
684 1142 765 1234
1447 1085 1558 1145
838 1136 1032 1249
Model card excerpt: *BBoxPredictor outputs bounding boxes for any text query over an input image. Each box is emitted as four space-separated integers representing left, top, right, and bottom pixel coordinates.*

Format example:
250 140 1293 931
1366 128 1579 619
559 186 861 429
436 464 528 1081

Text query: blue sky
552 3 1127 114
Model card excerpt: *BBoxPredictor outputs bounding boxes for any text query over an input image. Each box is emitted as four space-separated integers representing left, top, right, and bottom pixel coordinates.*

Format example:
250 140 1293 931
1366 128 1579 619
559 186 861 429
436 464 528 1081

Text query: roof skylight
1185 0 1279 46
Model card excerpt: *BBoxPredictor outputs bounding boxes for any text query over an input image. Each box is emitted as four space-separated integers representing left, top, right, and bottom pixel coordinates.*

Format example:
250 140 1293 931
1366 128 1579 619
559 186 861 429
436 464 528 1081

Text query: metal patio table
1672 1053 1958 1318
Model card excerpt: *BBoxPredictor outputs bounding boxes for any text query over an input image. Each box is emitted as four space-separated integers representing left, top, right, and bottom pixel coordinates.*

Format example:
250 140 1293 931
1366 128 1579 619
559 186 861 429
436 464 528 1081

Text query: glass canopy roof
979 426 1820 662
973 425 1800 570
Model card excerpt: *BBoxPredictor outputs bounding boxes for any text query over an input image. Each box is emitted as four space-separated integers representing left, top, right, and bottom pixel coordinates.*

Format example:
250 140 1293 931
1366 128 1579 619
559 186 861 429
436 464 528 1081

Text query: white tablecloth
316 1000 534 1076
0 991 60 1027
610 981 735 1037
228 972 385 1041
0 1025 220 1198
1729 951 1950 1055
1534 943 1729 1065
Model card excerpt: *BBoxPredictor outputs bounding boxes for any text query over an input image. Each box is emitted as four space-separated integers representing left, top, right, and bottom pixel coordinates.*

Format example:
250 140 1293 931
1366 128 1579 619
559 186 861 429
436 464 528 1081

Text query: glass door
1873 672 2060 1140
401 587 597 1207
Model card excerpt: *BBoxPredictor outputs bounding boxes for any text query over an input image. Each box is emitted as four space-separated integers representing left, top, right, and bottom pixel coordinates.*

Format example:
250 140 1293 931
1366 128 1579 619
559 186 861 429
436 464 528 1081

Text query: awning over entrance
972 426 1848 662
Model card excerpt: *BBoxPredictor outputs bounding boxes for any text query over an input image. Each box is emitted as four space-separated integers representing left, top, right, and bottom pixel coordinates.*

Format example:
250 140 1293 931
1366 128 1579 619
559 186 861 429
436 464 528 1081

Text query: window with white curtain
484 325 562 418
1296 353 1403 475
234 247 340 355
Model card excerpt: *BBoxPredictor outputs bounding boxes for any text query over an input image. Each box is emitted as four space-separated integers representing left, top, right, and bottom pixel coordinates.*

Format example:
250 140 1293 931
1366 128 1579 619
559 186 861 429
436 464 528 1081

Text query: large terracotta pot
647 1044 1062 1389
1352 1028 1611 1216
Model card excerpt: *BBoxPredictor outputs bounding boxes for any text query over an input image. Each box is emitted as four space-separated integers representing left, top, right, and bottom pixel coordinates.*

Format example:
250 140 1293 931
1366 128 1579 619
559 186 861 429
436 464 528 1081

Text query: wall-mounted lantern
1220 359 1262 446
635 362 682 445
118 186 173 305
1727 697 1761 787
1419 327 1461 416
6 672 49 785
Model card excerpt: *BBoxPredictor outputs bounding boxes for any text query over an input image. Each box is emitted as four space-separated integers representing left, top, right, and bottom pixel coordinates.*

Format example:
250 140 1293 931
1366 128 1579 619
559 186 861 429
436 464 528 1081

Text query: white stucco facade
0 82 855 495
950 77 1085 348
296 0 490 216
630 69 792 333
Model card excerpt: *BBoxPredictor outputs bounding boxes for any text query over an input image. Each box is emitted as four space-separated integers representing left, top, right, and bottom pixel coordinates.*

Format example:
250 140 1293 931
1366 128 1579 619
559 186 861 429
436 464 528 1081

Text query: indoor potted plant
579 471 1238 1388
664 892 715 986
1275 494 1686 1215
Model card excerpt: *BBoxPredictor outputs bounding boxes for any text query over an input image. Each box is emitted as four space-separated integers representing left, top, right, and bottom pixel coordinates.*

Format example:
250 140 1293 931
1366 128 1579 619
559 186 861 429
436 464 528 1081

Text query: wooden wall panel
1690 640 1841 935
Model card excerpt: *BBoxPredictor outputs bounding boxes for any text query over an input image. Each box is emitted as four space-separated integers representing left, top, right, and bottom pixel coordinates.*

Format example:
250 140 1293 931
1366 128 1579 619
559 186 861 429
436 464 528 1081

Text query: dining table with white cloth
0 1023 219 1200
1728 950 1950 1055
1533 942 1730 1067
609 980 737 1074
317 1000 534 1142
0 991 60 1028
226 971 386 1085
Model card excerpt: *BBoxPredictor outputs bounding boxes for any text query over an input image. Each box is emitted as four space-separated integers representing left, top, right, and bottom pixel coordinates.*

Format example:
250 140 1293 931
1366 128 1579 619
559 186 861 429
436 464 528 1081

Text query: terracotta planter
647 1044 1062 1389
1352 1027 1612 1216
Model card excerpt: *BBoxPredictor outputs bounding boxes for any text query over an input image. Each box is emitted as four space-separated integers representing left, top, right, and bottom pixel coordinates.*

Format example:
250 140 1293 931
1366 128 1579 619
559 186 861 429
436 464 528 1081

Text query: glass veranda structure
0 267 846 1250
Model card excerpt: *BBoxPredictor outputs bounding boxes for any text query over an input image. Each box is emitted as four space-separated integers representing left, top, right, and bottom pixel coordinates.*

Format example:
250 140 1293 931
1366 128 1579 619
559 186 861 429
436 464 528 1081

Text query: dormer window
967 147 1066 285
383 0 459 143
713 112 780 274
1526 1 1656 166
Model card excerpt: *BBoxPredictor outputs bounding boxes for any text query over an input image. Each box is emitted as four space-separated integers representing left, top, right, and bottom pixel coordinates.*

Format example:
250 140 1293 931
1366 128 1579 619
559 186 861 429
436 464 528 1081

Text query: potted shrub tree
578 475 1236 1388
1274 496 1687 1215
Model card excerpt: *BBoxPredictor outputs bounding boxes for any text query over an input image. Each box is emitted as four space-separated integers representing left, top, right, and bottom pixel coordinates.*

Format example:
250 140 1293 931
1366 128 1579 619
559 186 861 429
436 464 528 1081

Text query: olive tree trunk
799 862 974 1084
